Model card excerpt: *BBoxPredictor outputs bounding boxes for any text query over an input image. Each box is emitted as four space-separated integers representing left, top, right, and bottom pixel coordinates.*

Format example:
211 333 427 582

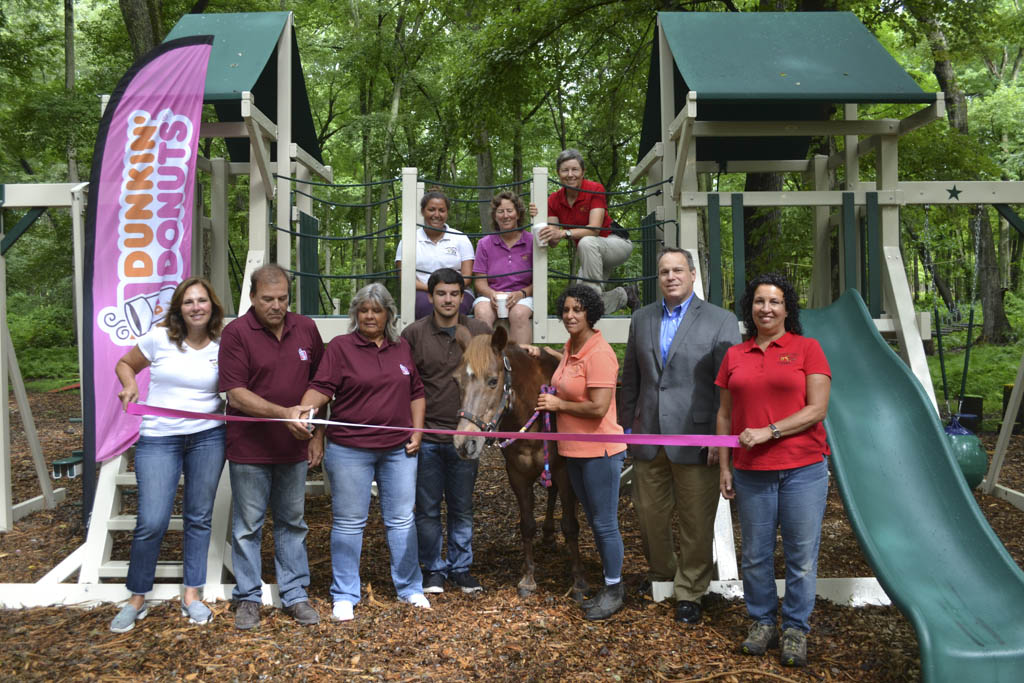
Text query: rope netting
272 171 672 315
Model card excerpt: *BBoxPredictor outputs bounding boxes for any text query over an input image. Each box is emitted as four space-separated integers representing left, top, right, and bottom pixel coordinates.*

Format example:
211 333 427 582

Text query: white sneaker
332 600 354 622
402 593 431 609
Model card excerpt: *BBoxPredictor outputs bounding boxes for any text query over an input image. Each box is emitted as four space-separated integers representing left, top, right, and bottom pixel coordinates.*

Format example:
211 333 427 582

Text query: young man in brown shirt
401 268 491 593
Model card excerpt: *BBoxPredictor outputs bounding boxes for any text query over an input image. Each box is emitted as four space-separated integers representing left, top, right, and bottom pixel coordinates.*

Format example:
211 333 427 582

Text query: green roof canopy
639 11 935 164
165 12 322 164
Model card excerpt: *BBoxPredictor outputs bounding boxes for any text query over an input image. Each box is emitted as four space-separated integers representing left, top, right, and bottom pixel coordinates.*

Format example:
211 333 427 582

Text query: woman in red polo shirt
531 149 638 315
715 273 831 668
529 284 627 621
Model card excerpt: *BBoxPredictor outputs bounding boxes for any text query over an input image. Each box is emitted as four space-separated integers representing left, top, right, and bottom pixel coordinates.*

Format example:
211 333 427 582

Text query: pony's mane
462 334 499 374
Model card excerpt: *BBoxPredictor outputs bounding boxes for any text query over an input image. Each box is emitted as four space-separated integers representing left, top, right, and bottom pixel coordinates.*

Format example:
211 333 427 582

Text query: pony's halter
457 352 514 441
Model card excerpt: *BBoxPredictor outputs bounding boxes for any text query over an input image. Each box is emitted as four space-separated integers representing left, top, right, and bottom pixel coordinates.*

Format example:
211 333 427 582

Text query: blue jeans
566 451 625 582
126 426 225 594
228 460 310 607
323 442 422 604
733 457 829 633
415 440 479 575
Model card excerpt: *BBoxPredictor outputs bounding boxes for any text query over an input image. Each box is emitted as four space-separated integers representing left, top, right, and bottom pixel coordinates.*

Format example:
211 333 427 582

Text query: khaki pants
576 234 633 313
632 448 720 602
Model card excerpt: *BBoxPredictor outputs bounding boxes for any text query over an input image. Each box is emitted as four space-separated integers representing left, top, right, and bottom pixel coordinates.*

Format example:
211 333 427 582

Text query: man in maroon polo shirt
218 264 324 630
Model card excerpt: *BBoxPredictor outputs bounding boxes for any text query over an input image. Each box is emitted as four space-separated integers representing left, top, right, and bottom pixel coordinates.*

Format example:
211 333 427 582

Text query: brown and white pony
453 326 587 599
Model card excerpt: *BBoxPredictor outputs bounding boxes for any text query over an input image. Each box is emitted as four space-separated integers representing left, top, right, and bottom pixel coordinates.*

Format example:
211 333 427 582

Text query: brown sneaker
234 600 260 630
741 621 779 655
282 600 320 626
623 284 642 313
780 627 807 667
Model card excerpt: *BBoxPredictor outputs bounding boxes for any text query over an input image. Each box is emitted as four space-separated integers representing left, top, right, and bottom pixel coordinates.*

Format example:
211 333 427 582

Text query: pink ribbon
126 403 740 448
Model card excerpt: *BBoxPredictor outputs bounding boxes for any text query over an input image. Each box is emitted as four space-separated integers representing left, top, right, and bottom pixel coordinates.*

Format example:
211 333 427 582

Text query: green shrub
15 346 79 380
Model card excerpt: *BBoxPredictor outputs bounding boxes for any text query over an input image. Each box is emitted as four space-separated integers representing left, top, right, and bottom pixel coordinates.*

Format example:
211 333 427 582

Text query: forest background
1 0 1022 425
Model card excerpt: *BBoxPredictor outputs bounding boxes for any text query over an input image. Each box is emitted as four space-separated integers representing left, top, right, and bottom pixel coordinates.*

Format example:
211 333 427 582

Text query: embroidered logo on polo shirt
521 254 529 261
444 246 457 256
298 348 309 361
399 363 411 375
778 353 798 365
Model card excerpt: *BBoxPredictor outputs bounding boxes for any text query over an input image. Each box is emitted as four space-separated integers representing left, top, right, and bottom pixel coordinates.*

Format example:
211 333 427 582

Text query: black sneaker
449 571 483 593
422 571 445 594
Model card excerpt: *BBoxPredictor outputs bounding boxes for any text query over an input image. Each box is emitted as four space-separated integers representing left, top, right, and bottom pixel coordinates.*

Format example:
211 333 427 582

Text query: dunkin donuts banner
84 36 212 462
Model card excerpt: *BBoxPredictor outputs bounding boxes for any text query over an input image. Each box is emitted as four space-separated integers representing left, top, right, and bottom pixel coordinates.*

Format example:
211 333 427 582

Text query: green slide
802 291 1024 682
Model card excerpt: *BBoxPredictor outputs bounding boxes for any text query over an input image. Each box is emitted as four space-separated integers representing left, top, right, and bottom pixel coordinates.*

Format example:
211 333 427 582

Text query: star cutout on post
947 185 962 200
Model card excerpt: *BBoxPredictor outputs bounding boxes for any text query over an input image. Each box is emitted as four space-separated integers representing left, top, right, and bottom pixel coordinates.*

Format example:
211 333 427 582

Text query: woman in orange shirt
527 284 627 620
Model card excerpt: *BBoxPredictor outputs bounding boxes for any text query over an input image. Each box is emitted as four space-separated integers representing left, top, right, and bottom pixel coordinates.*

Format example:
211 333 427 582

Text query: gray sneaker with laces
741 621 779 655
780 627 807 666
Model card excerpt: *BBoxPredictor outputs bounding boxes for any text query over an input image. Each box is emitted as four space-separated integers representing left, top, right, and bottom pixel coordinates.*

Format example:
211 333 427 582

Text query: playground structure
0 9 1023 677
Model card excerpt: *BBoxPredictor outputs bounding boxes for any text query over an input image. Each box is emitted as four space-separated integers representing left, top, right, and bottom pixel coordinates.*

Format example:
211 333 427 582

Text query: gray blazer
618 296 740 465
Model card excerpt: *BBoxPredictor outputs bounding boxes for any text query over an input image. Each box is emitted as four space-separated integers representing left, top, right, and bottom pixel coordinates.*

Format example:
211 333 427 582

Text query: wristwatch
564 229 572 240
769 423 782 440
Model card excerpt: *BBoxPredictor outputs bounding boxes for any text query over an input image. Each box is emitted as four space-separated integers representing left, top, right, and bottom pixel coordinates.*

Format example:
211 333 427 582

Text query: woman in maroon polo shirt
715 273 831 668
294 283 428 622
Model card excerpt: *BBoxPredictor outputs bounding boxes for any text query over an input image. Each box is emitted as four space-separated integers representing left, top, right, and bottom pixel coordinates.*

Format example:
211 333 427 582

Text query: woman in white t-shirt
109 277 226 633
395 190 475 319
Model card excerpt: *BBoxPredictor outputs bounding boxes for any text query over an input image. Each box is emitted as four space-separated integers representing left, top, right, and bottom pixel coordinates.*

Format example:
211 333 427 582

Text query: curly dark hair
556 284 604 330
162 277 224 350
740 273 802 337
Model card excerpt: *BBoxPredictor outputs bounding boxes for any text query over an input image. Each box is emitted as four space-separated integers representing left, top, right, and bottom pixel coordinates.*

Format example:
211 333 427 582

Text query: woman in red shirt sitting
532 149 638 314
715 273 831 669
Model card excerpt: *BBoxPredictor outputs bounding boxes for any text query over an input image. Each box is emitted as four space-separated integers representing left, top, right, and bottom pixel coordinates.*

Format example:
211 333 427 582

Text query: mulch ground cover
1 390 1022 681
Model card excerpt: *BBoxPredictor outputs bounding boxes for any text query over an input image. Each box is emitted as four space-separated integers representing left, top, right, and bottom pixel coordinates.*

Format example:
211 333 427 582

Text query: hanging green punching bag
945 416 988 489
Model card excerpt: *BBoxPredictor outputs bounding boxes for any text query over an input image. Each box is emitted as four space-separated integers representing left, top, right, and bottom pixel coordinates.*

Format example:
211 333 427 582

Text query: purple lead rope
496 385 556 488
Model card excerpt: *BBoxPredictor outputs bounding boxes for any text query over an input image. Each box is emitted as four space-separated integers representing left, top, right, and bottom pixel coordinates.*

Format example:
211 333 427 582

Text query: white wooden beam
275 14 294 276
711 577 890 607
882 245 938 410
693 119 899 138
531 167 551 343
981 349 1024 497
695 160 812 174
0 183 77 208
290 143 332 183
679 190 902 208
628 142 662 185
0 583 281 609
199 121 248 139
898 181 1024 205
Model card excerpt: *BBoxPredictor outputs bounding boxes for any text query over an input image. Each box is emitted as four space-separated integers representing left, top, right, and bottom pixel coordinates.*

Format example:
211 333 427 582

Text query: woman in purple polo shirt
294 283 428 622
472 190 534 344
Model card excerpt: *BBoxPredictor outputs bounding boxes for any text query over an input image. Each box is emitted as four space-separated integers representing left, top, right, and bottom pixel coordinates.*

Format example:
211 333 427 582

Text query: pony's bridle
457 352 513 443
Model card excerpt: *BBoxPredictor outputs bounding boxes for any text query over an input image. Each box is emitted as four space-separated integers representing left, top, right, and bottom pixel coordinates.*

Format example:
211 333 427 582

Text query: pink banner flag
84 37 212 464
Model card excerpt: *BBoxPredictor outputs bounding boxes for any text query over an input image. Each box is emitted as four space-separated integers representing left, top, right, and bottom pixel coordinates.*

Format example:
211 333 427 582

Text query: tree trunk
119 0 162 60
475 127 495 233
742 172 782 278
64 0 79 183
976 207 1012 343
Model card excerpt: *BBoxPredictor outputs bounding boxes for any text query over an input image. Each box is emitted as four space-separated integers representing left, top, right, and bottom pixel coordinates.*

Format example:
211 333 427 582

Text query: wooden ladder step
98 561 183 579
106 514 184 532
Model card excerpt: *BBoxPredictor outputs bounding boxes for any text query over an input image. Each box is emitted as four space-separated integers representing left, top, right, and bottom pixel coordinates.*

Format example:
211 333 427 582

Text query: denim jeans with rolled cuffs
566 450 626 582
415 440 479 575
228 460 311 607
732 457 829 633
323 442 422 604
125 426 225 594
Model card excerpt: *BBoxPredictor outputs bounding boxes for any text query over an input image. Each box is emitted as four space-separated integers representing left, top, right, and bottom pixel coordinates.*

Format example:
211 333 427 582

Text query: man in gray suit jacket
619 247 740 624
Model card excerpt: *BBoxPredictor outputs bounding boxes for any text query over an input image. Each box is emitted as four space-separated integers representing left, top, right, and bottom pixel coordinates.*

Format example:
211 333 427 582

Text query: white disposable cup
496 293 509 318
